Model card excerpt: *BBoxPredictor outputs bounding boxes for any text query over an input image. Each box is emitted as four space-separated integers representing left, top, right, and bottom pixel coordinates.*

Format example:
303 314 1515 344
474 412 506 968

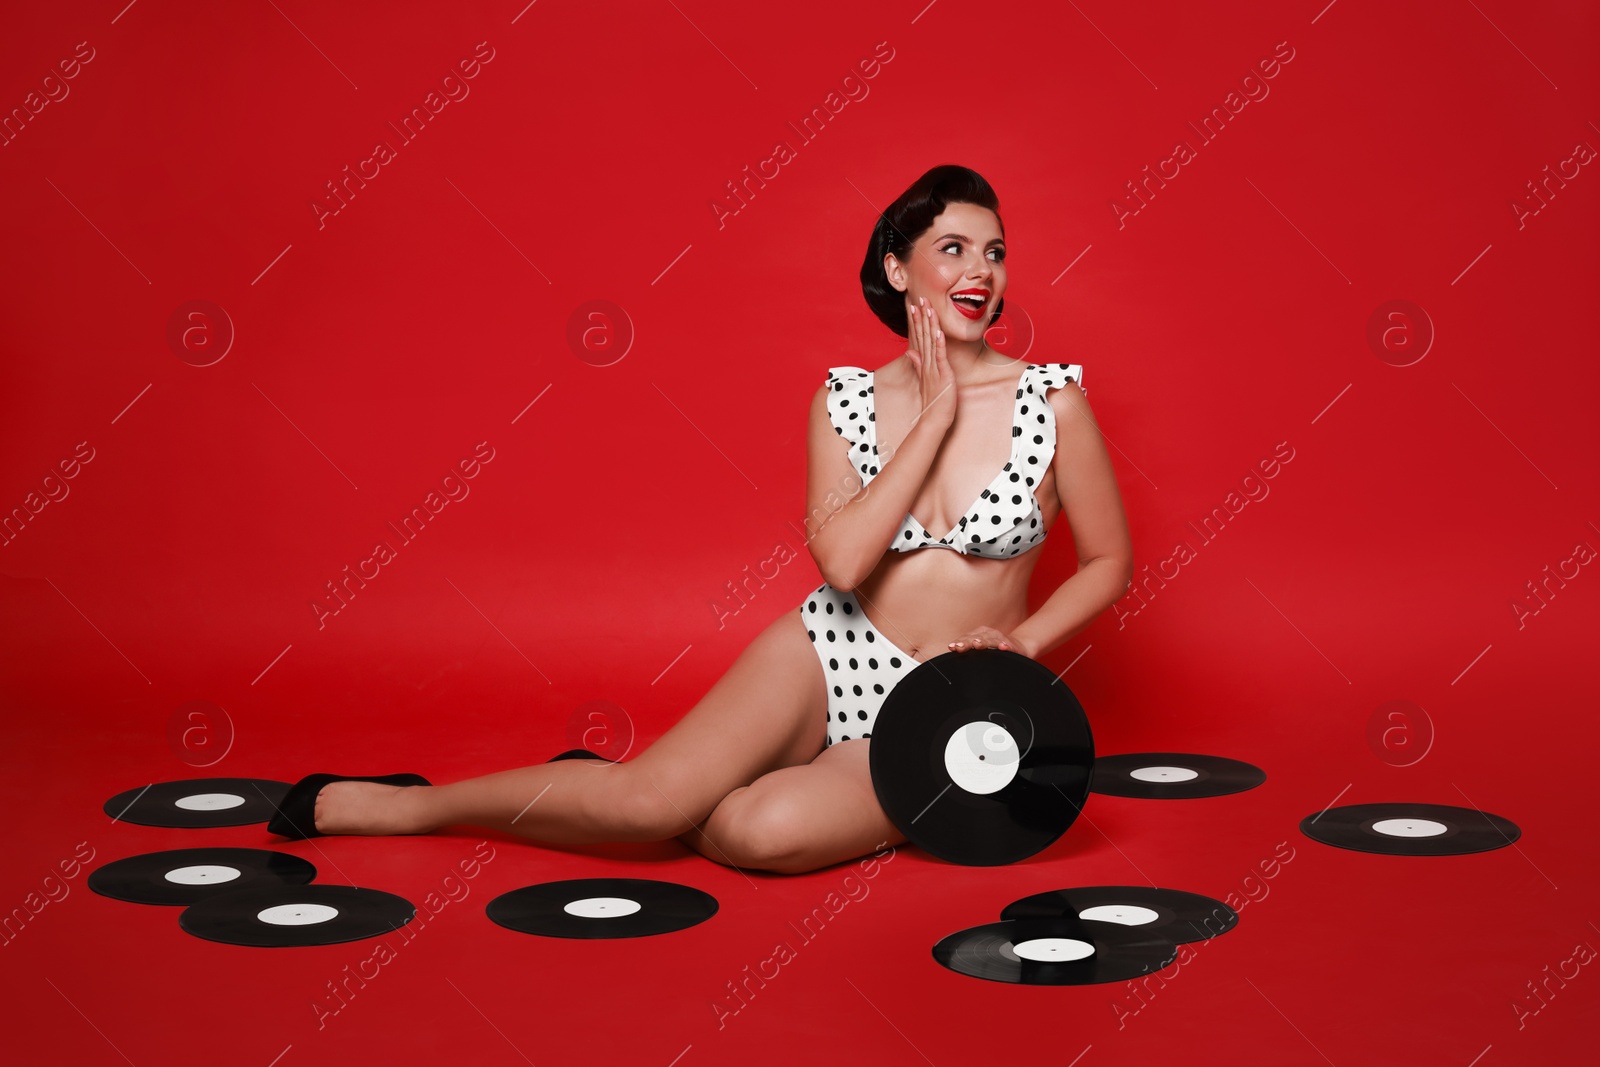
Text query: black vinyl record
869 648 1094 866
103 778 292 828
1000 885 1238 944
1090 753 1265 799
933 916 1178 985
89 848 316 906
487 878 718 939
179 884 414 947
1300 802 1521 856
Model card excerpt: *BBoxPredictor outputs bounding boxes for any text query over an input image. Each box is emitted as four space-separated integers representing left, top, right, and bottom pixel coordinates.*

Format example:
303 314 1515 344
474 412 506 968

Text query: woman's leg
312 606 830 845
677 738 907 875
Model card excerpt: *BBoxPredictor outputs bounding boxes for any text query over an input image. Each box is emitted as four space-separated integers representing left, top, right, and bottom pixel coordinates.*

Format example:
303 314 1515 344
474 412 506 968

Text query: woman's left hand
947 627 1035 659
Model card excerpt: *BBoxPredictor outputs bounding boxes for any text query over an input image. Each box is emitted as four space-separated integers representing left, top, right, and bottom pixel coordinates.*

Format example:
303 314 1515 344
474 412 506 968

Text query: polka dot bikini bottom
798 582 922 747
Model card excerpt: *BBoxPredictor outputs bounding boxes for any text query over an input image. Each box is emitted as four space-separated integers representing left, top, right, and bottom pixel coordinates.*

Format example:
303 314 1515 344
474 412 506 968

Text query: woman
277 165 1132 875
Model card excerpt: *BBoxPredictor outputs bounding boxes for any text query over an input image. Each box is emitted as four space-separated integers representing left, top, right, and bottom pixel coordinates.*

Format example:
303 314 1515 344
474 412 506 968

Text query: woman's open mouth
949 289 989 321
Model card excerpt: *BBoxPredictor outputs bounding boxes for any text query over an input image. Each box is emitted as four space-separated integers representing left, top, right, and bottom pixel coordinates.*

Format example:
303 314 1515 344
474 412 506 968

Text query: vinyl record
869 648 1094 866
933 916 1178 985
487 878 718 939
89 848 316 906
1300 802 1521 856
1000 885 1238 943
179 884 414 947
103 778 292 828
1090 753 1265 799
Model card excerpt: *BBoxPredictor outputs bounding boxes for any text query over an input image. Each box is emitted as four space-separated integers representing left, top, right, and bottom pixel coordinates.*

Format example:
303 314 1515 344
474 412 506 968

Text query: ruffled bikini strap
824 366 880 482
1032 362 1085 393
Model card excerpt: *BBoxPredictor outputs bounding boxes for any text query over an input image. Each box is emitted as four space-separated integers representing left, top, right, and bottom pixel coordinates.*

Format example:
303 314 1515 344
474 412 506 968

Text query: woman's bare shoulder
820 355 904 381
863 353 910 385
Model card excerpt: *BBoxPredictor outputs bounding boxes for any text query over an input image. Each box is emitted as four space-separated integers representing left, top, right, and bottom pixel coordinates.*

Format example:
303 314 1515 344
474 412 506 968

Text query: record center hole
164 864 243 886
175 793 247 811
257 903 339 926
1371 817 1448 838
1013 937 1095 962
1128 766 1198 783
563 896 643 919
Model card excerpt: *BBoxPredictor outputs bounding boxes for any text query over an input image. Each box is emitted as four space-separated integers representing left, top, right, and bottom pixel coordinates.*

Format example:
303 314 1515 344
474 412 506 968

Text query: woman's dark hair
860 164 1005 337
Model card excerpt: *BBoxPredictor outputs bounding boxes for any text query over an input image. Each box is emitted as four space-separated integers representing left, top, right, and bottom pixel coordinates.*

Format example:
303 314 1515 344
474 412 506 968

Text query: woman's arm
1010 380 1134 659
803 382 949 591
804 299 957 591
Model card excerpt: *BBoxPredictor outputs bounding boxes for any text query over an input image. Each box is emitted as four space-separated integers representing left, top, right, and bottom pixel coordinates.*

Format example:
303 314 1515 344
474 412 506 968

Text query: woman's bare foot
313 781 434 836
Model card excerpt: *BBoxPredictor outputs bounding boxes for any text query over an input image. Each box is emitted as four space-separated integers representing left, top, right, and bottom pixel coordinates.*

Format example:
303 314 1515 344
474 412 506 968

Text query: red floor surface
2 2 1596 1065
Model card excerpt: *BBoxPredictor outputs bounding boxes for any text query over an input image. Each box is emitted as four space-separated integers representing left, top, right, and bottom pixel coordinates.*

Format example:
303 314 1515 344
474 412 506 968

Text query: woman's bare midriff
851 547 1043 662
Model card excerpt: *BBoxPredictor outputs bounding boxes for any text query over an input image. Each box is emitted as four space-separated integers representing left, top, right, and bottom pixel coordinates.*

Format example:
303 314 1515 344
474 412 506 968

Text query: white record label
174 793 247 811
1080 904 1161 926
257 903 339 926
1012 937 1095 962
1371 817 1448 838
563 896 643 919
164 864 243 886
944 722 1021 795
1128 766 1198 783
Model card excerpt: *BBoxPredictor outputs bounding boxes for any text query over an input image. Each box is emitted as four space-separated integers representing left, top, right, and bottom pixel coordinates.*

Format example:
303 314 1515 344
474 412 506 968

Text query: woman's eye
941 241 1004 260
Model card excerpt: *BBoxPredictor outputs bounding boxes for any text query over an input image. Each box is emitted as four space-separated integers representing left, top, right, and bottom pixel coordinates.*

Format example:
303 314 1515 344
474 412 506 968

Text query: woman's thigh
621 604 829 828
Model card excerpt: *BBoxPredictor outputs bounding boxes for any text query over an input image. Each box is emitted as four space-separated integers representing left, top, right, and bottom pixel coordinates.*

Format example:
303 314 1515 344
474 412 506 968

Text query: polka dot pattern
824 363 1084 560
798 582 922 748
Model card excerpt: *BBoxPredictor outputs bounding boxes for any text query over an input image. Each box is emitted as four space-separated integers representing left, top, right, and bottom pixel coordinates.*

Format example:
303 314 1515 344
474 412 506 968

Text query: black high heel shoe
546 749 617 763
266 772 432 839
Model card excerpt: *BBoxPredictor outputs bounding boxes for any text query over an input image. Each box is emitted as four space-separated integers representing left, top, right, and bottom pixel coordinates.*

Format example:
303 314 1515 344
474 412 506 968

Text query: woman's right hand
905 295 956 433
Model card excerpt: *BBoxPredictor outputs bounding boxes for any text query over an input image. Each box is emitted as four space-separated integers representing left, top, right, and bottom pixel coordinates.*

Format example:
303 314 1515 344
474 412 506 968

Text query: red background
2 1 1596 1064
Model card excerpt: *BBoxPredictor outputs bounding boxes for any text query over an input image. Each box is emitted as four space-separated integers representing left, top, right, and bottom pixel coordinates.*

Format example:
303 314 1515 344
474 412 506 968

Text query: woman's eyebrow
934 233 1005 246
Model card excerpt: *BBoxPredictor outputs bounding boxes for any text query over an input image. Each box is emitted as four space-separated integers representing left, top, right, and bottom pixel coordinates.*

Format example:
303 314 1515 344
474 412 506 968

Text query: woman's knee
590 768 703 841
719 788 815 873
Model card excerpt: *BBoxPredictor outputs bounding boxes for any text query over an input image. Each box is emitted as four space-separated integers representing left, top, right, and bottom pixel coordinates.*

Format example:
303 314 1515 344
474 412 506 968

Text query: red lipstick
949 288 990 321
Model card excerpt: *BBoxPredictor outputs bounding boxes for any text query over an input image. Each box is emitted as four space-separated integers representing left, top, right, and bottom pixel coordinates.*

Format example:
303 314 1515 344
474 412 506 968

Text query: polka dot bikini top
825 361 1085 559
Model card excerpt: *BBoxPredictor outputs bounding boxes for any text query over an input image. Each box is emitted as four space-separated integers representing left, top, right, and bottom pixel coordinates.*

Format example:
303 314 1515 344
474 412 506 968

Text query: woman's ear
883 253 907 293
